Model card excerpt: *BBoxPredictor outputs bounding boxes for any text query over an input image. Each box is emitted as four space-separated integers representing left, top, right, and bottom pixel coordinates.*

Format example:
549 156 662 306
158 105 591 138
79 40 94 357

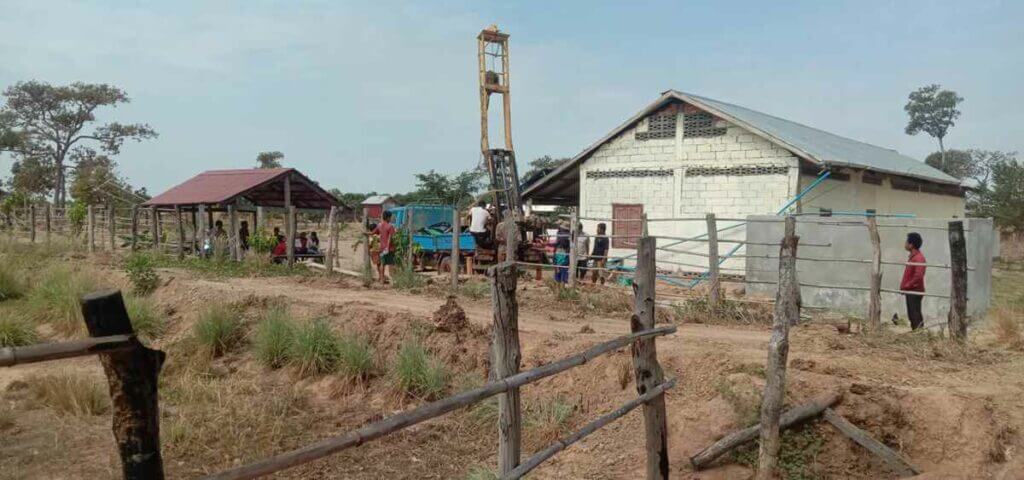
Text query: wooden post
44 204 51 244
198 204 208 258
130 206 139 251
361 209 371 274
866 216 882 327
150 206 161 252
407 208 415 270
326 206 337 273
489 261 521 476
756 216 799 480
256 206 265 232
287 206 296 267
29 205 36 243
631 233 670 480
175 206 185 260
451 207 460 290
948 220 968 342
108 205 116 252
568 210 578 289
228 204 239 261
706 213 720 308
80 290 166 480
87 205 96 254
190 210 198 254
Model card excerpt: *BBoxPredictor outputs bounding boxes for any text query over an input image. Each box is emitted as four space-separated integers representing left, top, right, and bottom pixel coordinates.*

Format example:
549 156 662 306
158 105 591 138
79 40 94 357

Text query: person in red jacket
900 232 926 330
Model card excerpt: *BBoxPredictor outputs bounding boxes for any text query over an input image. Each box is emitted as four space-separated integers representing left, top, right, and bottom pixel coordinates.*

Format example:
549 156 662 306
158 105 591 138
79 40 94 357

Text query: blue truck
386 205 476 272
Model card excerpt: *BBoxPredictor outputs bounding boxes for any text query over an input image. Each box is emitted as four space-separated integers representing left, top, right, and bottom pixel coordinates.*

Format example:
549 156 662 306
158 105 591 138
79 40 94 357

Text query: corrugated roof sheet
361 195 393 205
143 168 344 210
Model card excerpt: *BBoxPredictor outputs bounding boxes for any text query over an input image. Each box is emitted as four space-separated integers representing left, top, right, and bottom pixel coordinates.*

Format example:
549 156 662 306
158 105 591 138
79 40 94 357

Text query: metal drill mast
477 26 523 220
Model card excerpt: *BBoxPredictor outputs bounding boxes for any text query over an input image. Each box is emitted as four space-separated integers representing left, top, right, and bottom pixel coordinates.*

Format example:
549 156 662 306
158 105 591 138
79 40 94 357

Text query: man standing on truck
900 232 927 330
468 200 491 248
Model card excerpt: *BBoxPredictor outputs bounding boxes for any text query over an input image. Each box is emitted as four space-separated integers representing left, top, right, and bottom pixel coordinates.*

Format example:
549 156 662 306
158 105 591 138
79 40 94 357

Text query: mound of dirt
432 296 468 332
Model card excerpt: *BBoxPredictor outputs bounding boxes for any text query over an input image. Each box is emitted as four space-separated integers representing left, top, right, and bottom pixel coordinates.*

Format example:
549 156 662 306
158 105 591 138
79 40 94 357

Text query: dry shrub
0 314 37 347
26 371 110 416
992 307 1024 351
855 327 1002 365
671 297 773 325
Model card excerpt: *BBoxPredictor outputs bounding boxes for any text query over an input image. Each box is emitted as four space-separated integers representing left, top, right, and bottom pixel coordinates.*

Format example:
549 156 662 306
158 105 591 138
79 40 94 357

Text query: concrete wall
801 173 966 218
744 216 995 325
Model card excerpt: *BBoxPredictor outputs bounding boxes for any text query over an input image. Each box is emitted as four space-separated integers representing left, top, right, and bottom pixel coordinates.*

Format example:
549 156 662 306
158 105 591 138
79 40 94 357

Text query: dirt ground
2 250 1024 479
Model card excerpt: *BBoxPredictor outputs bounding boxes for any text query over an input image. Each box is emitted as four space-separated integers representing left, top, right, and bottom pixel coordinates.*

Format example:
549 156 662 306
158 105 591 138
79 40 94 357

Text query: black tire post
80 290 166 480
947 221 968 342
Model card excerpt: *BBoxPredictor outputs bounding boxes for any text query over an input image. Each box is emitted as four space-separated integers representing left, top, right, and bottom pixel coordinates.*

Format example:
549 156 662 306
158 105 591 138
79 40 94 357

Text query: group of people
552 222 610 285
201 220 250 255
270 227 322 257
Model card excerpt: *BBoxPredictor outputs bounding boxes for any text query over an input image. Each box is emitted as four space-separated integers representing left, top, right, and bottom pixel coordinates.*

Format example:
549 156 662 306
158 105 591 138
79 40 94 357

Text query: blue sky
1 0 1021 195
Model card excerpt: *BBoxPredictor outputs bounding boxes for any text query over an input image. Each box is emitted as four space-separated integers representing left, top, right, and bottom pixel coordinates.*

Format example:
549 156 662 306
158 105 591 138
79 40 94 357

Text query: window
612 204 644 248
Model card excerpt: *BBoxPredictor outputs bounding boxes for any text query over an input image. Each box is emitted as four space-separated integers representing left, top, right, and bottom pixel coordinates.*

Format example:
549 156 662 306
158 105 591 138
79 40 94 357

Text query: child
553 228 571 284
271 235 287 262
900 232 927 330
308 231 320 254
370 211 397 284
590 223 609 285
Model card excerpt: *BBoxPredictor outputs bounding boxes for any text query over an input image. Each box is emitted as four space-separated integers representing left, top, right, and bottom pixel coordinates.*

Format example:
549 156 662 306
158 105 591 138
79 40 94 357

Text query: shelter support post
285 175 294 267
151 206 161 252
198 205 208 258
228 204 239 261
176 206 185 260
326 206 337 273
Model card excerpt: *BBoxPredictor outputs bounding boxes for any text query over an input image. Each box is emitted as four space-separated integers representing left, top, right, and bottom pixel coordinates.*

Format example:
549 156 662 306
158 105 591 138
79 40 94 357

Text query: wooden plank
451 207 460 290
504 378 678 479
947 221 967 342
490 261 522 475
569 210 578 289
690 391 842 470
176 206 185 260
756 216 799 480
80 290 166 480
867 217 882 327
822 408 920 476
706 212 720 308
631 234 670 480
325 206 337 273
0 334 136 367
205 325 676 480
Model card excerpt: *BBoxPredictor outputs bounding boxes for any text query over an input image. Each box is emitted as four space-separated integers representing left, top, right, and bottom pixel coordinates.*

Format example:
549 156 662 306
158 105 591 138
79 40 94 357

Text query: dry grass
25 264 91 334
0 313 37 346
992 307 1024 351
26 371 110 416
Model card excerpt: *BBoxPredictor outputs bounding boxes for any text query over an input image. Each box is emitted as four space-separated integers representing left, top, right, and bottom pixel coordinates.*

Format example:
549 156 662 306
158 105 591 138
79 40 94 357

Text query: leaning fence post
948 221 968 342
80 290 166 480
706 212 720 308
108 205 116 252
756 216 800 480
631 232 670 480
451 207 460 290
87 205 96 254
489 261 522 475
29 204 36 243
866 216 882 327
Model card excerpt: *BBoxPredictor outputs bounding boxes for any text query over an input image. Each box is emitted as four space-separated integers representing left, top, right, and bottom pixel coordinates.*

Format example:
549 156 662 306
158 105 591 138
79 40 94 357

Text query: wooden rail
0 334 136 367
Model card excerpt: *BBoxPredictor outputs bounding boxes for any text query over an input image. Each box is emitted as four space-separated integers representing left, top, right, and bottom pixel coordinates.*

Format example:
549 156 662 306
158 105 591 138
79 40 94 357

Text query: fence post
175 206 185 260
108 205 116 252
948 221 968 342
362 210 371 275
756 216 800 480
407 209 415 270
228 204 239 261
151 206 161 252
45 204 51 244
866 216 882 327
631 230 670 479
29 205 36 243
287 206 296 267
326 206 337 273
706 213 720 308
87 205 96 254
451 207 460 290
80 290 166 480
569 210 578 289
130 206 138 251
490 261 522 475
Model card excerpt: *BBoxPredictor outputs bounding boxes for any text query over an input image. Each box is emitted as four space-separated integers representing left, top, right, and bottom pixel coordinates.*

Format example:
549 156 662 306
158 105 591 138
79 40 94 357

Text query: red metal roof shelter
143 168 345 211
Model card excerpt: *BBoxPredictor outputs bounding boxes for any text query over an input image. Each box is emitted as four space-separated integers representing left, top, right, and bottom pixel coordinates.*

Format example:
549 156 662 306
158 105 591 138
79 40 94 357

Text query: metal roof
361 195 394 205
524 90 960 203
143 168 344 210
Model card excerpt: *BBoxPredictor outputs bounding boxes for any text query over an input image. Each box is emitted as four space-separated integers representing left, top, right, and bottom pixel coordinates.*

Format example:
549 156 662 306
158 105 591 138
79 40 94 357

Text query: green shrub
0 263 26 301
125 296 166 340
290 319 341 377
0 315 37 347
254 307 296 368
66 202 87 235
733 423 824 480
526 397 577 428
249 228 277 254
392 266 426 291
464 466 498 480
25 265 89 333
337 333 375 381
194 303 243 356
124 251 160 295
394 340 448 399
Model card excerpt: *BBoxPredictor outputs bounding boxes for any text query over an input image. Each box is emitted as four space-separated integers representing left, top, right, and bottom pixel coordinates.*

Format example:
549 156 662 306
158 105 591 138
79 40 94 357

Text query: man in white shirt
468 200 491 248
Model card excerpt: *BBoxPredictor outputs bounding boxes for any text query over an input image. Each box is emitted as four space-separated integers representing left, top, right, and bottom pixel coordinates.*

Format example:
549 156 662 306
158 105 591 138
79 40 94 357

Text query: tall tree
924 149 973 180
398 169 484 207
256 151 284 169
521 155 569 183
8 156 56 200
904 84 963 171
69 148 147 206
0 81 157 205
972 153 1023 229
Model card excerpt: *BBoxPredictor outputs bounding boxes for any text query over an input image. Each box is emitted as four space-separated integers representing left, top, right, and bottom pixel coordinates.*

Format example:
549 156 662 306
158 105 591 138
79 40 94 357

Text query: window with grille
612 204 643 248
683 111 727 138
635 114 676 141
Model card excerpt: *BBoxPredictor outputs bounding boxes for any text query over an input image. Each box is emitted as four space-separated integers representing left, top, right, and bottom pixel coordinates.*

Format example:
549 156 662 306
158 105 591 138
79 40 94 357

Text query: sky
1 0 1022 196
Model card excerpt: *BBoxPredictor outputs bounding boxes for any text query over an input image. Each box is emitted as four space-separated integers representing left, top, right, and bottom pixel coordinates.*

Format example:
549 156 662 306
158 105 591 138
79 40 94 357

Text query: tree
397 169 484 207
256 151 284 169
924 149 973 180
973 153 1023 230
68 149 146 206
522 155 569 183
9 156 56 200
0 81 157 205
904 84 963 171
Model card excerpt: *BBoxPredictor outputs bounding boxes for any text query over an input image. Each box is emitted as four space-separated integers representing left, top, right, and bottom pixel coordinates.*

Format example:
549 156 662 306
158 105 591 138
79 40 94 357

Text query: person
210 220 226 239
468 200 491 249
273 226 280 238
590 222 610 285
271 235 287 261
553 227 571 284
900 232 927 330
308 231 321 254
239 221 250 251
575 222 589 279
294 232 308 254
370 211 397 284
